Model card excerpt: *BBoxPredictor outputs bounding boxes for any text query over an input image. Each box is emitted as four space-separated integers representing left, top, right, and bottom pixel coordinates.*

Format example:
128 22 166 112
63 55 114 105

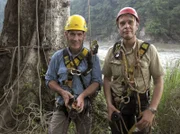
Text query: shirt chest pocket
57 68 68 81
135 60 149 77
110 60 123 77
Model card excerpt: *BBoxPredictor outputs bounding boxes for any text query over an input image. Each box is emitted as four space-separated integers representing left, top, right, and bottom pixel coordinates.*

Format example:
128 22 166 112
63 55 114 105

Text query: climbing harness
57 0 99 121
63 47 92 89
113 40 150 93
112 40 151 133
57 47 93 118
139 42 150 59
64 47 89 68
113 41 150 58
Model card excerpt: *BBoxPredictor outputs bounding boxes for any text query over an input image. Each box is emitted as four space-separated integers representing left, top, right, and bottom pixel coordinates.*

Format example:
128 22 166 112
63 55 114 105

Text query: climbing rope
0 0 50 133
17 0 21 106
88 0 91 46
41 0 49 67
120 43 148 94
87 0 99 55
35 0 45 130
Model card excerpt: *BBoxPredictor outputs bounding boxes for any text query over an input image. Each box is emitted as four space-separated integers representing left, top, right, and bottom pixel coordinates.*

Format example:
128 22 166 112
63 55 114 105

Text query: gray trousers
48 108 92 134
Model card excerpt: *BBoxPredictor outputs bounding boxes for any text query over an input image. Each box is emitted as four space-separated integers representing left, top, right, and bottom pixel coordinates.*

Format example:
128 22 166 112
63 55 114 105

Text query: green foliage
71 0 180 42
153 60 180 133
146 19 168 35
91 90 110 134
0 0 7 31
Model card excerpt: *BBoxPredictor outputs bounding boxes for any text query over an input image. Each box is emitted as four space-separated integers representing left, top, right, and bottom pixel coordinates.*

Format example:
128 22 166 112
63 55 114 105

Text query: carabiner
123 96 130 104
70 69 81 76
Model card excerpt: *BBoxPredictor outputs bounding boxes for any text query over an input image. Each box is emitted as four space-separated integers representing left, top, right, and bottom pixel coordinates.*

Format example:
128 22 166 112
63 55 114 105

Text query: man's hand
107 104 120 121
61 90 74 107
75 95 85 113
136 109 155 130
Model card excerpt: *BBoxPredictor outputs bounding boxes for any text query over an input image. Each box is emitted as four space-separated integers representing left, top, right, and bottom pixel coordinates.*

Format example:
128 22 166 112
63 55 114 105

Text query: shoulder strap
113 41 121 59
63 48 89 68
112 41 150 60
139 42 150 59
63 48 92 89
63 48 71 67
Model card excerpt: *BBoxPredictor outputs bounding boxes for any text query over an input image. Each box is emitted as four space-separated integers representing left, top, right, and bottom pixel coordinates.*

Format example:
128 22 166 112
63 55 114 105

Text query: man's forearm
149 76 164 110
80 82 100 98
48 80 64 95
103 76 113 106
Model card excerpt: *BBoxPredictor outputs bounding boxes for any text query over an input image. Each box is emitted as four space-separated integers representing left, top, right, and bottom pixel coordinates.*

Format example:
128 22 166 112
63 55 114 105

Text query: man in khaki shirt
102 7 164 134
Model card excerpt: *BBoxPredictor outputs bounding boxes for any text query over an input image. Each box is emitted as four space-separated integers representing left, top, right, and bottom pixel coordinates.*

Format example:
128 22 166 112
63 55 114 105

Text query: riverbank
85 40 180 51
90 41 180 68
154 42 180 52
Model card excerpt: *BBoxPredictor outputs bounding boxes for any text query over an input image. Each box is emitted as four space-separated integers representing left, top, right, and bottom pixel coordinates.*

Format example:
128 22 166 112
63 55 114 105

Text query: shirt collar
67 47 84 58
121 41 137 55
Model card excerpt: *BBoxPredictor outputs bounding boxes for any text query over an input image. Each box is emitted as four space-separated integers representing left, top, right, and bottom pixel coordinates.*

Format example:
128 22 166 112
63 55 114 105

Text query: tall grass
153 60 180 133
69 59 180 134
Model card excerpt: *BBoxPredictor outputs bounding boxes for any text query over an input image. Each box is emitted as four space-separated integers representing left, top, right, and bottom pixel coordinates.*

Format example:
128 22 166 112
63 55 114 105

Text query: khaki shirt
102 39 164 97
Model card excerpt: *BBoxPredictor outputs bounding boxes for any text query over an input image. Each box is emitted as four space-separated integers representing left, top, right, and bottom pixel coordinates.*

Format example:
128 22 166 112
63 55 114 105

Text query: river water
86 41 180 68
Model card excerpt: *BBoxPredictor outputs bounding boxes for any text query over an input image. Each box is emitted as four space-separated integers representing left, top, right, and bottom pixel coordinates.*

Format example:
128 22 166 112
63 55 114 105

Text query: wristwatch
147 107 157 114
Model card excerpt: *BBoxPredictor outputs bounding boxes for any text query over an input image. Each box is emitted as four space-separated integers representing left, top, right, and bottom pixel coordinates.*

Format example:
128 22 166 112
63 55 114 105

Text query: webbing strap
64 48 89 68
139 42 150 59
63 48 92 89
112 41 150 117
113 41 150 92
113 41 150 60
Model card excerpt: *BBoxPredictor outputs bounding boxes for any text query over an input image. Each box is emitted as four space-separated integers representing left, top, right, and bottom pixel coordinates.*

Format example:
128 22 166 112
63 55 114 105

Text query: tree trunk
0 0 70 133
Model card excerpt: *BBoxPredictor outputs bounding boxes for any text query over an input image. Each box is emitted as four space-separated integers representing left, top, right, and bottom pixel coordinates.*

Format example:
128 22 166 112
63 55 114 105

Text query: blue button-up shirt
45 47 102 103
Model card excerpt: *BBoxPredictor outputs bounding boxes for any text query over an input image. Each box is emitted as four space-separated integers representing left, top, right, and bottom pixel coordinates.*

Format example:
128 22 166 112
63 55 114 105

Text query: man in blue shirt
45 14 102 134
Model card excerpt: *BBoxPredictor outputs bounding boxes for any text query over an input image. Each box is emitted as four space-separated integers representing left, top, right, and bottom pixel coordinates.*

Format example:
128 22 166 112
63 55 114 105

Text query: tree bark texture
0 0 70 133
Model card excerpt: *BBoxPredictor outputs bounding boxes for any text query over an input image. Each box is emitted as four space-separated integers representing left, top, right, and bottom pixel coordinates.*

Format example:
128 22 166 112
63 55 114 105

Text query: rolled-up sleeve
91 55 102 85
45 50 62 86
149 45 164 78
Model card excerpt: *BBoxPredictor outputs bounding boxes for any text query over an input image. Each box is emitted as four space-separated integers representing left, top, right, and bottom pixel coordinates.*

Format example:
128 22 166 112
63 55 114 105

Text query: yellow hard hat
64 14 88 32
